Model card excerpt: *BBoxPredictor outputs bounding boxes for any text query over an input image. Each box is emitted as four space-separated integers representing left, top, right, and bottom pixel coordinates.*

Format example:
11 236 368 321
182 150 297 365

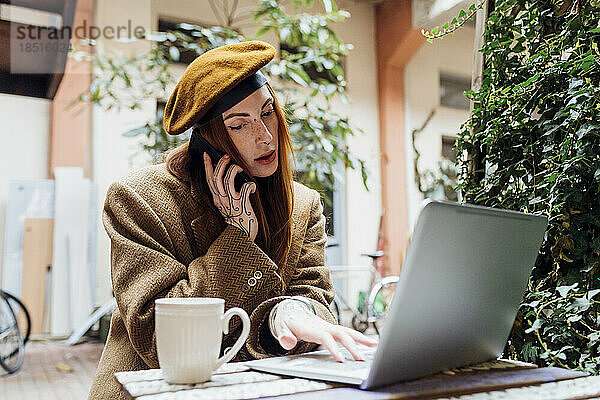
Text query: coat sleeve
245 189 337 359
104 181 284 368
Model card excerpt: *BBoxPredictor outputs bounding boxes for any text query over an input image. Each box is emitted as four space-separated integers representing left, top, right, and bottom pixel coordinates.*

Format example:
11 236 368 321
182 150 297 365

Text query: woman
88 40 375 400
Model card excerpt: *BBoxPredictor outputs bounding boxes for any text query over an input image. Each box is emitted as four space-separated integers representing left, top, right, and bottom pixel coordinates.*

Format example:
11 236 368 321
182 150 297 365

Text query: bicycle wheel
367 276 399 332
0 294 24 374
2 291 31 346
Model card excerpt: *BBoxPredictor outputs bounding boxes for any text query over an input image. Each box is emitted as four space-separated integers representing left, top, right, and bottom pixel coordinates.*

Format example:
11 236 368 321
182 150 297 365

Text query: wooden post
471 1 490 94
49 0 96 179
375 0 424 275
468 0 494 198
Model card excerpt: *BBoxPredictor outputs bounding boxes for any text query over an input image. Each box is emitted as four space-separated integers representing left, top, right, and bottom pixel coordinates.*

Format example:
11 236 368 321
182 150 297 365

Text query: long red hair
165 83 295 269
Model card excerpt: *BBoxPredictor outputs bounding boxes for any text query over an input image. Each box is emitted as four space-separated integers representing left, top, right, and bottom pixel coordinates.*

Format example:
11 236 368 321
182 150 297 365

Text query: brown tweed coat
88 163 336 400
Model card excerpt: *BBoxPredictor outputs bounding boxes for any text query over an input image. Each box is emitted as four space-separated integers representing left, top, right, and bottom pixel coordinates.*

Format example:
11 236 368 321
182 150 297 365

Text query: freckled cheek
231 136 255 165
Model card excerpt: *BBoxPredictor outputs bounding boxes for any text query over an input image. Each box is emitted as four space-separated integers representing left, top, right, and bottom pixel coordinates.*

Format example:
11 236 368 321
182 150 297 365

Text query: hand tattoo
204 153 258 241
219 166 255 236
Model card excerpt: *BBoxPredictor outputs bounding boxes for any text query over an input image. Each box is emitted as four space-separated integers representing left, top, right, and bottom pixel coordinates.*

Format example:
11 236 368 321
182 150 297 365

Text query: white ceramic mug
155 297 250 384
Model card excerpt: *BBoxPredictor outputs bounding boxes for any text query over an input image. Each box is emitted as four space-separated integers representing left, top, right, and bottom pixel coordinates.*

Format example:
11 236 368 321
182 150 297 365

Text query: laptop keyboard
245 344 378 382
289 344 377 374
309 343 376 360
345 345 377 362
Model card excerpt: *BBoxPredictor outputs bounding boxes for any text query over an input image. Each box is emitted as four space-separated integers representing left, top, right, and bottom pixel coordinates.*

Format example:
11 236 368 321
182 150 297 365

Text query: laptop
245 199 548 389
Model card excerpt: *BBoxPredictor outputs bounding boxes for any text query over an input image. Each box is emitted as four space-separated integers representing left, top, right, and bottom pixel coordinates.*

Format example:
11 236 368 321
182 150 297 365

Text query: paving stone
0 340 104 399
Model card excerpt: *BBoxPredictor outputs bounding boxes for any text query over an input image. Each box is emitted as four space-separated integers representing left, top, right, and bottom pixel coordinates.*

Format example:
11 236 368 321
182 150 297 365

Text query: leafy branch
68 0 369 192
421 1 485 43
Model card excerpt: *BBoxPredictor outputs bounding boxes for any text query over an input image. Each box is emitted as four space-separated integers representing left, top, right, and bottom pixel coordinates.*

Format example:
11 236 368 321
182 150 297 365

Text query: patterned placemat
115 363 331 399
115 359 577 400
115 363 250 385
136 378 331 399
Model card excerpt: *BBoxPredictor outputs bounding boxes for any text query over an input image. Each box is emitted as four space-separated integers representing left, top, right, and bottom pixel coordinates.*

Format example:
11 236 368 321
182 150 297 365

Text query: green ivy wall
457 0 600 373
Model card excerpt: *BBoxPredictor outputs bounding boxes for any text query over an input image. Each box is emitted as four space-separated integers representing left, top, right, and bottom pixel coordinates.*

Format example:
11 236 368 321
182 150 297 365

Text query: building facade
0 0 474 310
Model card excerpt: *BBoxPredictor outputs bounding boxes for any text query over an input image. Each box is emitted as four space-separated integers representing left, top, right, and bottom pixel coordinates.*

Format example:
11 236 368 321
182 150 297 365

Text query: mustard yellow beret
163 40 276 135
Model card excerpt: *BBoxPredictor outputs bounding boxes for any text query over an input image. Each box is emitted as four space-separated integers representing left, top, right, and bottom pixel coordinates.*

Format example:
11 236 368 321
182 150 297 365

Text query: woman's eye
228 124 245 130
261 110 274 117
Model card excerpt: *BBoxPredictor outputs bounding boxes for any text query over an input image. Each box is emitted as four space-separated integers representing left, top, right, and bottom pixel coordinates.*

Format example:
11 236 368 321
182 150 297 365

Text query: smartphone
189 128 251 192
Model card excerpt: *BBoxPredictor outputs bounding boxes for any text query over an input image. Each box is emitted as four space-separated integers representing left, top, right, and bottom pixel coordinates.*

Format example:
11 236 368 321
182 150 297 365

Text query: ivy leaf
569 297 592 312
529 196 544 205
575 123 598 139
522 72 541 88
523 300 540 308
525 318 544 333
122 126 150 138
280 26 291 41
318 28 329 44
556 283 578 297
287 69 309 86
587 289 600 300
568 79 584 93
321 0 335 13
568 314 582 323
169 46 180 62
256 25 271 37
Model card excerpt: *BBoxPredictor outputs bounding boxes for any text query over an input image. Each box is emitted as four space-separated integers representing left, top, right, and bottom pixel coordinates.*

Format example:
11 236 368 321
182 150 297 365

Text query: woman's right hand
204 153 258 241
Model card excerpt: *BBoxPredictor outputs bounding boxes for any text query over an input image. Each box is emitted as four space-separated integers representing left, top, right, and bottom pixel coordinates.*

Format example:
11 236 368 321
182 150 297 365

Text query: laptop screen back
363 200 548 389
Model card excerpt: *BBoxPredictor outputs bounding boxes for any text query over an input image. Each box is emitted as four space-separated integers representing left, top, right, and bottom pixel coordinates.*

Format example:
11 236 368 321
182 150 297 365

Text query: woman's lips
255 150 276 165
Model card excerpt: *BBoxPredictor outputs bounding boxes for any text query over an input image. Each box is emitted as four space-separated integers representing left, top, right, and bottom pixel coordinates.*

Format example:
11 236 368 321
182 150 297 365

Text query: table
116 359 599 399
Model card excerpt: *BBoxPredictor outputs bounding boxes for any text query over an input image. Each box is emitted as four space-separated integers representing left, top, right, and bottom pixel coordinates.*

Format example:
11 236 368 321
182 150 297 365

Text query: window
441 135 458 201
295 171 335 237
441 135 457 163
295 169 344 266
440 74 471 110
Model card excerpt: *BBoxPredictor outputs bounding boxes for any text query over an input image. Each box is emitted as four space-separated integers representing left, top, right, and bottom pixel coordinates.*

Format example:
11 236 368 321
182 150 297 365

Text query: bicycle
0 290 31 374
330 251 399 336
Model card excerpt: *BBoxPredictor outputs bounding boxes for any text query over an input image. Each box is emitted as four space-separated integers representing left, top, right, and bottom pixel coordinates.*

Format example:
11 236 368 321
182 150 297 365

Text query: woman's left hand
271 300 378 362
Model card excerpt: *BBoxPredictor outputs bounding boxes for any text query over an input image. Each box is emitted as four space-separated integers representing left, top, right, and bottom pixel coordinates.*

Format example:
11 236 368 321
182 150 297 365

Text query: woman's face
222 85 279 177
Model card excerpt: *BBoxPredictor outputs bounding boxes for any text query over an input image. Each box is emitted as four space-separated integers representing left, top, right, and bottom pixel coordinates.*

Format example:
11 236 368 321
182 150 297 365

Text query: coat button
254 271 263 279
248 277 257 287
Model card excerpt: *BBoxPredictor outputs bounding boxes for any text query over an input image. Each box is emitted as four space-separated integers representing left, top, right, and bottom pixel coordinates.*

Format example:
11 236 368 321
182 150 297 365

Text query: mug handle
214 307 250 370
